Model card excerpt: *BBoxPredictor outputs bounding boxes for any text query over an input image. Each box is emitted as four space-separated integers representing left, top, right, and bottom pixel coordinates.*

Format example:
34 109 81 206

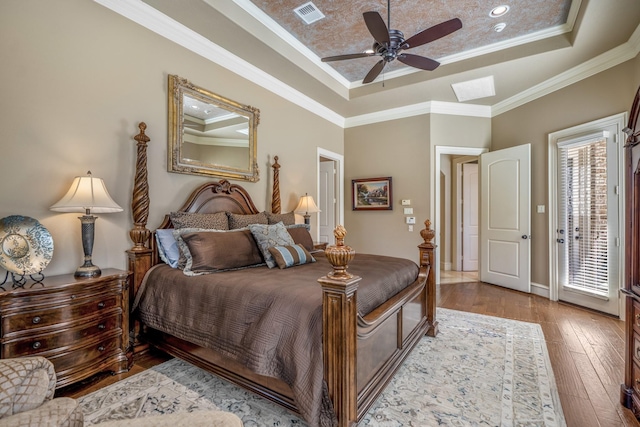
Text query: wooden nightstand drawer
48 332 122 373
1 293 120 334
3 314 122 356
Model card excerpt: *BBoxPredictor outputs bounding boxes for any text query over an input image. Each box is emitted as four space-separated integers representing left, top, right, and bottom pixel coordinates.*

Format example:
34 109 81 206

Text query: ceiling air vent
294 2 325 25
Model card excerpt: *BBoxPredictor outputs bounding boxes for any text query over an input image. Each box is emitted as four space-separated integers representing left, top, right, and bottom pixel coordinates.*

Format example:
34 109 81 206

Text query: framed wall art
352 177 392 211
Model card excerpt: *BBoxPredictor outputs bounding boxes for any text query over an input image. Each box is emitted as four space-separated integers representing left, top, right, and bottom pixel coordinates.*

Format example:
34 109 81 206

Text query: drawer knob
97 302 106 309
32 316 41 324
32 341 41 350
98 323 106 330
98 345 105 352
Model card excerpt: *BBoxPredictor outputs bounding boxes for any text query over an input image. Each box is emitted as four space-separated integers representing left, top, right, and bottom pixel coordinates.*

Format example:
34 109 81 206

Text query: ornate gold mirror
168 75 260 181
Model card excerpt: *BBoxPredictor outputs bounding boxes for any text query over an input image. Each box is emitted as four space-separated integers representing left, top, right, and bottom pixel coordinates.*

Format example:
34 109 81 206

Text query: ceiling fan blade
403 18 462 49
397 53 440 71
363 11 390 45
363 60 386 84
321 52 374 62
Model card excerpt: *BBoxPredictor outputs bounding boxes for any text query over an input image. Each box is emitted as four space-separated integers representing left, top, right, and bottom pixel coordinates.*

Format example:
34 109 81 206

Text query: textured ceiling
249 0 572 83
134 0 639 114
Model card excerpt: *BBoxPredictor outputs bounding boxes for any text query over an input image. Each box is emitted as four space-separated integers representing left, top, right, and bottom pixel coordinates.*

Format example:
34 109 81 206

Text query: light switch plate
401 199 411 206
537 205 545 213
403 207 413 215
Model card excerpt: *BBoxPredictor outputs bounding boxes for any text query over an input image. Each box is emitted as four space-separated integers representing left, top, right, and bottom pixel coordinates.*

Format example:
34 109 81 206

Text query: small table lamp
50 171 123 278
295 193 321 225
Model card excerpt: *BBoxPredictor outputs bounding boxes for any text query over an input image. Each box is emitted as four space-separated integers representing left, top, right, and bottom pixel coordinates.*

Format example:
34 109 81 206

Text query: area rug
79 308 566 426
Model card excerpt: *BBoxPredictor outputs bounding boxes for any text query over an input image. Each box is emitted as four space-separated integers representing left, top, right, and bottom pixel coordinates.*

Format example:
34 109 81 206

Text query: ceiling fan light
490 5 510 18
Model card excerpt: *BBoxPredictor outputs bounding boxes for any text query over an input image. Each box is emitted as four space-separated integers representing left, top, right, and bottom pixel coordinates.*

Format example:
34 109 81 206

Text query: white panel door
462 163 479 271
480 144 531 292
319 160 335 244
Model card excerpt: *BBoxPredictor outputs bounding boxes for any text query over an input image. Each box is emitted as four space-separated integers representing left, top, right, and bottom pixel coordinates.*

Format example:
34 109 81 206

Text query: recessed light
490 5 510 18
494 22 506 32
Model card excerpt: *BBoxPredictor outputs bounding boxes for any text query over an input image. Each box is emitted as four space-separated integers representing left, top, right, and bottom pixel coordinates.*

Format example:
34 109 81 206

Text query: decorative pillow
286 224 314 252
248 222 296 268
227 211 268 229
268 244 316 269
155 229 179 268
173 228 264 275
170 211 229 230
266 211 295 226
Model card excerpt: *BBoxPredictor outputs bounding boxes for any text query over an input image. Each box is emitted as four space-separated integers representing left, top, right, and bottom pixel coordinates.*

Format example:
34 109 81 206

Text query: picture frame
352 177 392 210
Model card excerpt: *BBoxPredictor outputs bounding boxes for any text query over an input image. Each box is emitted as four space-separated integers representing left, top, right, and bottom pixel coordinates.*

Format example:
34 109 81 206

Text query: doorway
317 148 344 245
549 113 625 316
434 146 487 284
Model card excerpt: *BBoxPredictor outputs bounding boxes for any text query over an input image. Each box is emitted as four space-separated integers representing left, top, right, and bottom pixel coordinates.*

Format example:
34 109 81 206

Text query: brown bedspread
134 253 419 427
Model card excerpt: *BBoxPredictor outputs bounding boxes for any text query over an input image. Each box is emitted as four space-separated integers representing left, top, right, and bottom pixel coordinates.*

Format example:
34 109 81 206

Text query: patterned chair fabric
0 357 83 427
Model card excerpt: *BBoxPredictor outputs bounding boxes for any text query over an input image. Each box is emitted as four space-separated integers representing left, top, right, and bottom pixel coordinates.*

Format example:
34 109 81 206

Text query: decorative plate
0 215 54 275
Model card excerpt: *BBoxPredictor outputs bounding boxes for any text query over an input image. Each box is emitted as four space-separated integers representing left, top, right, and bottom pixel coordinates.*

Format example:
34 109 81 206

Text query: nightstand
314 242 328 250
0 269 132 388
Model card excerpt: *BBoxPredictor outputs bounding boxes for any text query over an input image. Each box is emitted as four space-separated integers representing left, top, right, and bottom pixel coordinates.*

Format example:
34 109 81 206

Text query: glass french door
556 124 620 315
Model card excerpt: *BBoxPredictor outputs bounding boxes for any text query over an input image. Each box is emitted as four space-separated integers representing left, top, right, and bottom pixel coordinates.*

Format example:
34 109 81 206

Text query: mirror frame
168 74 260 182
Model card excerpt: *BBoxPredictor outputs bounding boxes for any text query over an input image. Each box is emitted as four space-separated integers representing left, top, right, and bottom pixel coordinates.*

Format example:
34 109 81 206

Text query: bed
126 123 438 427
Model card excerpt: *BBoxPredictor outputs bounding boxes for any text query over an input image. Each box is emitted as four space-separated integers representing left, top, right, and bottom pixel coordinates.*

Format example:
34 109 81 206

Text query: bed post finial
418 219 438 337
324 225 355 279
130 122 151 251
271 156 281 214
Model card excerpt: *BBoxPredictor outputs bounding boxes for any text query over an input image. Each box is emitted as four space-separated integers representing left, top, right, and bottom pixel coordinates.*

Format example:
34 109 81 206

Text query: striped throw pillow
267 244 316 269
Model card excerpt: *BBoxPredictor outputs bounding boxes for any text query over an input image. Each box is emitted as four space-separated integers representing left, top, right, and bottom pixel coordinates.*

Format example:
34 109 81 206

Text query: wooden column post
127 122 153 349
318 225 360 427
271 156 281 214
418 219 438 337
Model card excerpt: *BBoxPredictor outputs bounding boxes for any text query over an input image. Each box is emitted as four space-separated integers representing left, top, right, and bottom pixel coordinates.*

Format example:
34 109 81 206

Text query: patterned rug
79 308 566 426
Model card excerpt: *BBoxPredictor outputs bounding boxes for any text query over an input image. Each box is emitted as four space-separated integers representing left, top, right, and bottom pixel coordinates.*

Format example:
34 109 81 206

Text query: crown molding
492 24 640 117
344 101 491 128
93 0 345 127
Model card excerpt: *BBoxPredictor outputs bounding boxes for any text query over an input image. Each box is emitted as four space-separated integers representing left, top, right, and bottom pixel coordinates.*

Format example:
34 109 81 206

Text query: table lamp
294 193 320 225
50 171 123 278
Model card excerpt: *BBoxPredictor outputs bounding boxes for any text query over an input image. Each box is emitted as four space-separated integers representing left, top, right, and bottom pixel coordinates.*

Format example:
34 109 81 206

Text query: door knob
521 235 531 239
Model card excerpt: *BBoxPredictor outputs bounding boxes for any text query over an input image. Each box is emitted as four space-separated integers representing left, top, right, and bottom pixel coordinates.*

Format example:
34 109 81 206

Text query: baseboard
531 282 549 298
441 262 452 270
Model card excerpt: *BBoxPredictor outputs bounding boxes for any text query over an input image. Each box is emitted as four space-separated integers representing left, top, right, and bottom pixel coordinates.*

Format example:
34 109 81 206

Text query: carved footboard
320 223 436 426
126 123 437 427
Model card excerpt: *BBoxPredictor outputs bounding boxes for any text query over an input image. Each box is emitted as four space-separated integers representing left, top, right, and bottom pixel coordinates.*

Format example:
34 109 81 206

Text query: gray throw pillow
248 222 296 268
170 211 229 230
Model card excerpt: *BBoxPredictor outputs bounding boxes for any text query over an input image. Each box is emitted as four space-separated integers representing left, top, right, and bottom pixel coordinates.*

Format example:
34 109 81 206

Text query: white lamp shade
50 173 123 214
294 194 320 214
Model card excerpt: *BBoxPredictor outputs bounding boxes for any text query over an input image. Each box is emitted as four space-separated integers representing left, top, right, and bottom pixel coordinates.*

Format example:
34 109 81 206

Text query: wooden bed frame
126 123 438 427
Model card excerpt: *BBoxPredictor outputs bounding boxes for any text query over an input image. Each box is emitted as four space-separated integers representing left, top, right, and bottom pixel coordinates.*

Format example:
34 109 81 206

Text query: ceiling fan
321 0 462 84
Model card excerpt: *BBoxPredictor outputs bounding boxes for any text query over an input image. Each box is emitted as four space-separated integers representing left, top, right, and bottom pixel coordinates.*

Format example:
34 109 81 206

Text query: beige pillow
227 211 268 229
266 211 295 226
170 211 229 230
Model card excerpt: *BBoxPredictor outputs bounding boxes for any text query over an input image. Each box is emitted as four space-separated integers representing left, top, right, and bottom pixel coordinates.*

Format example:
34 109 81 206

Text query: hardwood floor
57 279 639 427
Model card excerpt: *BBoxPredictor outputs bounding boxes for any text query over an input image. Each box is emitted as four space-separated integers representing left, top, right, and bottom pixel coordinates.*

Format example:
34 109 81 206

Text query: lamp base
74 263 101 278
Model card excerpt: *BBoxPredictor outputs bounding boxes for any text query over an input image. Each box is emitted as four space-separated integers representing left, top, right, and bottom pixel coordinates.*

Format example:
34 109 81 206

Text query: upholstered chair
0 356 83 427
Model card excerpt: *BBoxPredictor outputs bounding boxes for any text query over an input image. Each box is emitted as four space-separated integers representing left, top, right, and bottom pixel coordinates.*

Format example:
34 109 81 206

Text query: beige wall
491 55 640 286
344 115 430 262
0 0 342 277
344 114 490 264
